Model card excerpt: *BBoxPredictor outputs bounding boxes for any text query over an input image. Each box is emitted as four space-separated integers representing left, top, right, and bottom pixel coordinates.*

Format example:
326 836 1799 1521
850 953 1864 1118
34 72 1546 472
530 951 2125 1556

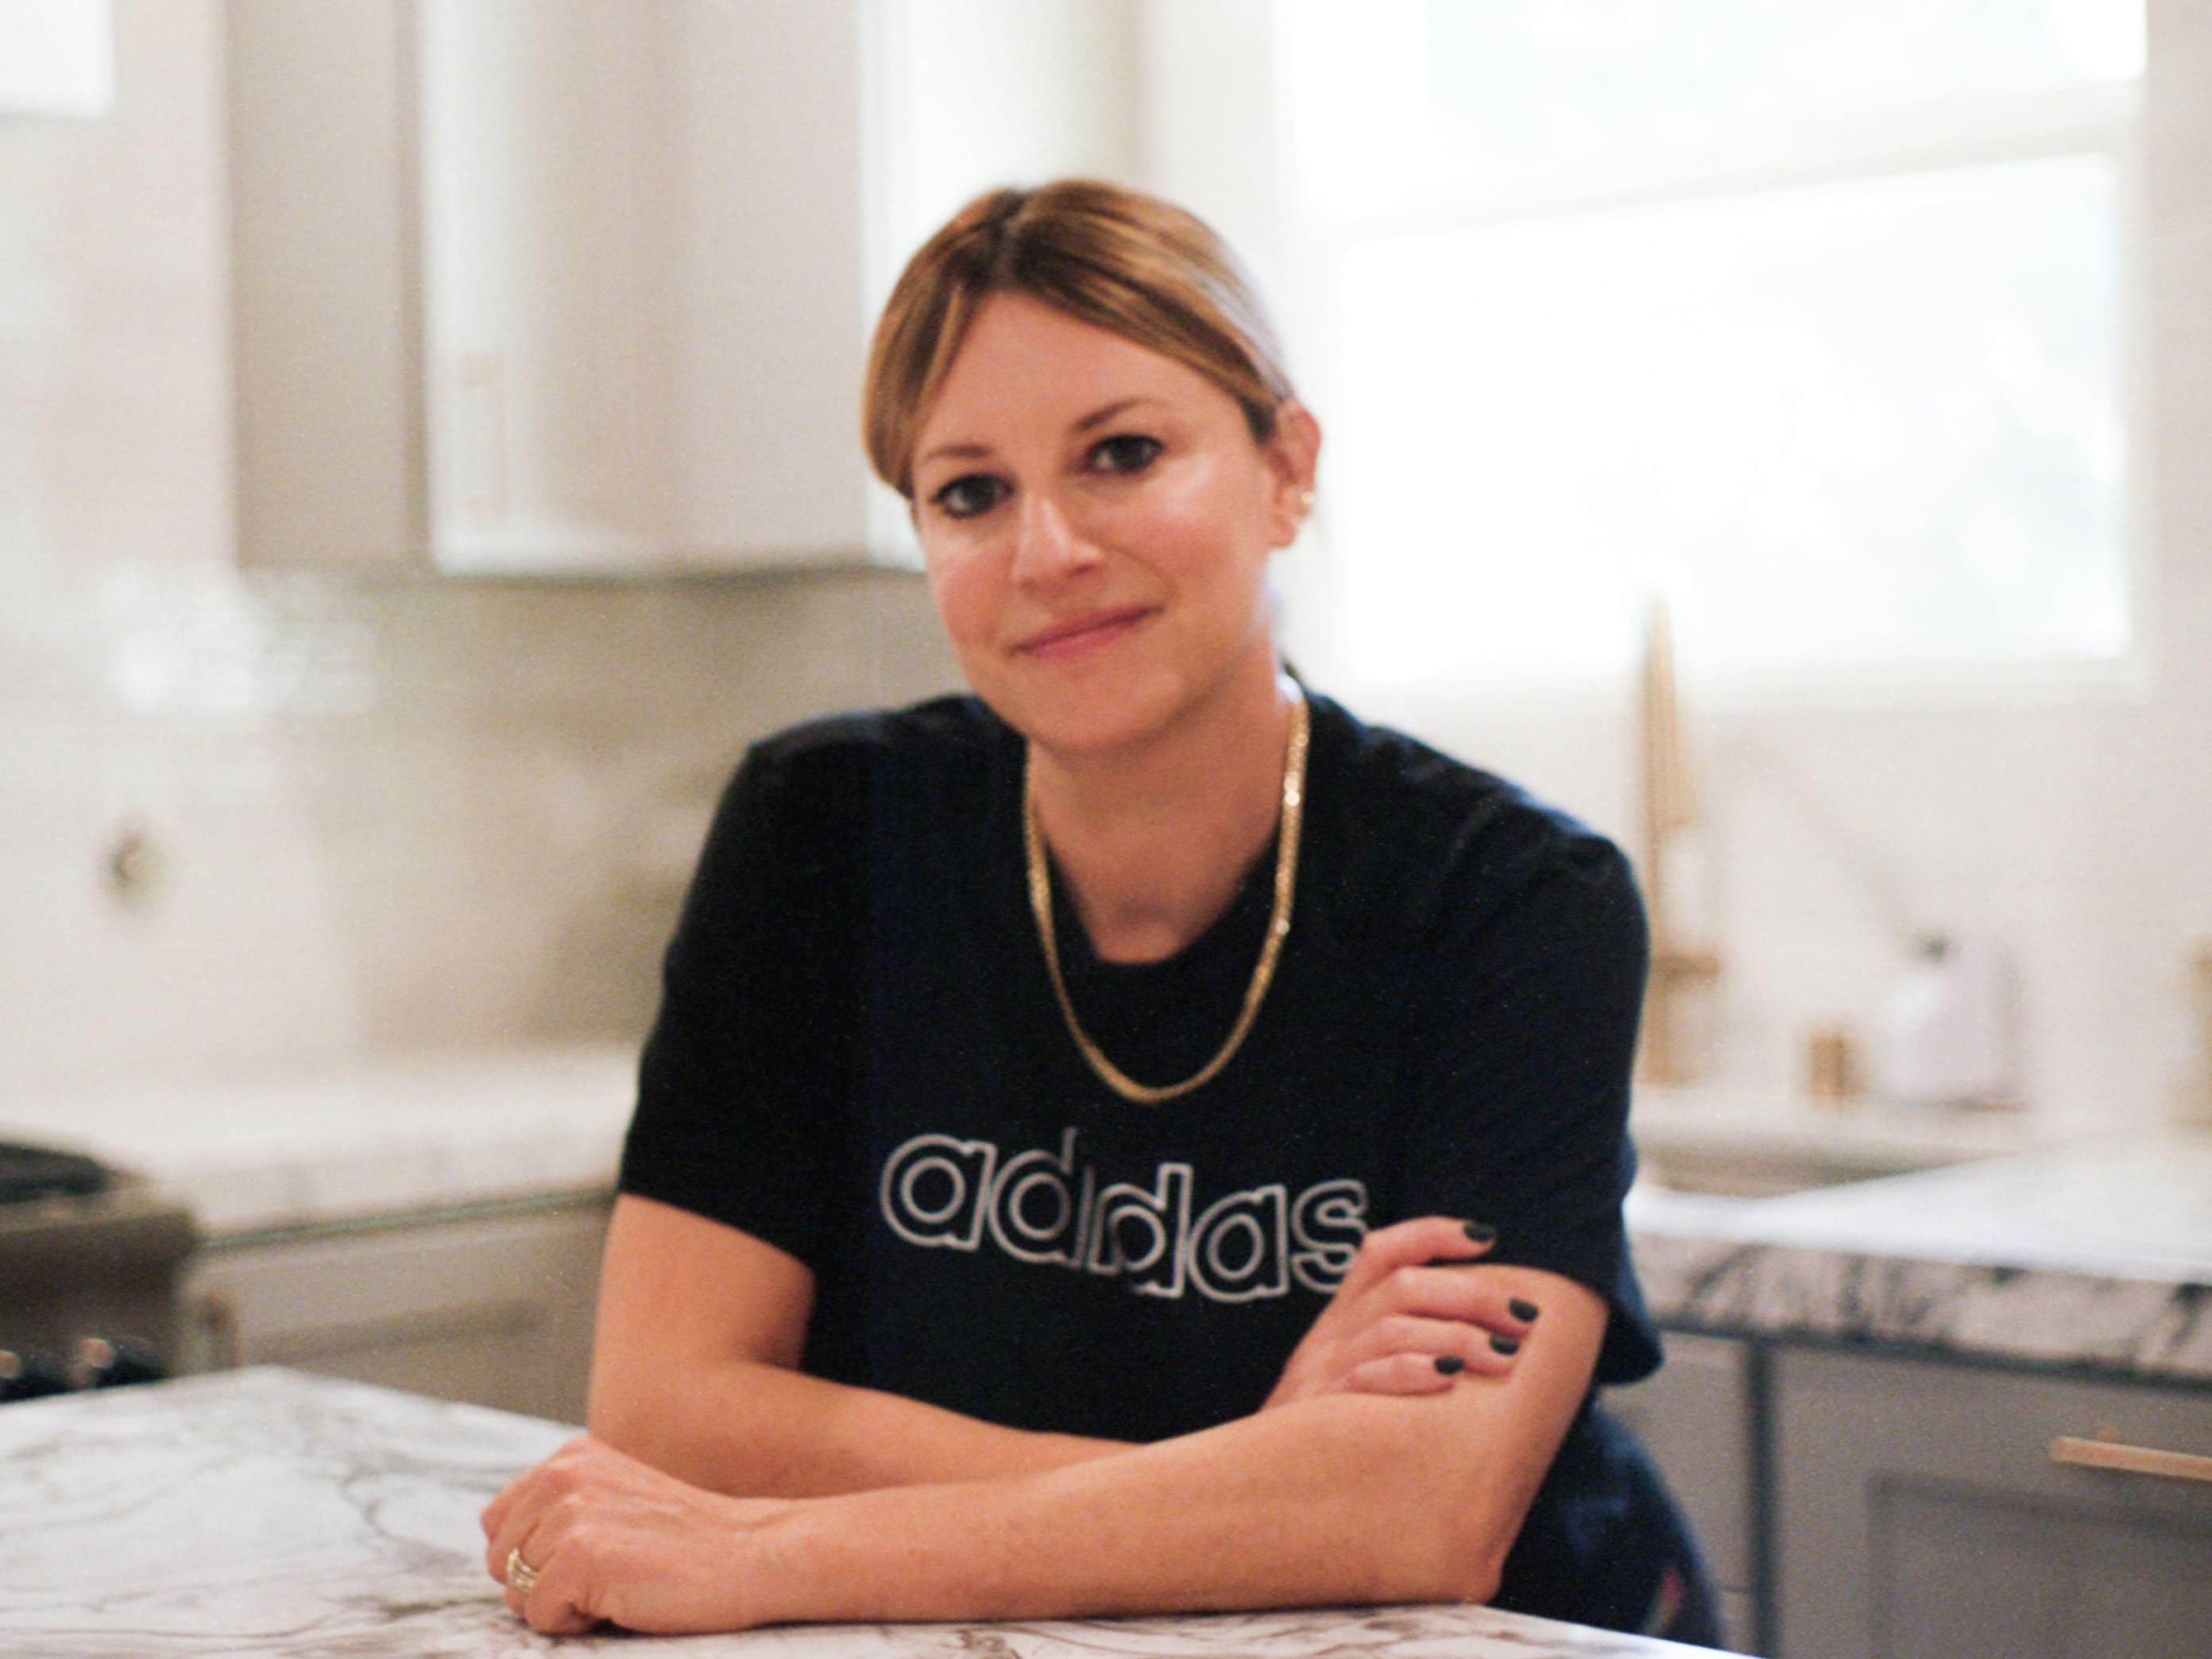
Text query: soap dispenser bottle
1872 933 2020 1109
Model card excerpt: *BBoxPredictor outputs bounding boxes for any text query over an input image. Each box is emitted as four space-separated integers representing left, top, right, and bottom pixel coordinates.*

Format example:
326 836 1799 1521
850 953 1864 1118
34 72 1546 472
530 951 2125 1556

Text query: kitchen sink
1630 1086 2035 1197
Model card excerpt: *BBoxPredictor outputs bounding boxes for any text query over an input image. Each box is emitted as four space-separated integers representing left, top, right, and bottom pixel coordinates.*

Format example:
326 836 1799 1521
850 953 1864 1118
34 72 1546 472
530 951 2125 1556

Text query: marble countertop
1628 1129 2212 1384
0 1044 638 1237
0 1368 1708 1658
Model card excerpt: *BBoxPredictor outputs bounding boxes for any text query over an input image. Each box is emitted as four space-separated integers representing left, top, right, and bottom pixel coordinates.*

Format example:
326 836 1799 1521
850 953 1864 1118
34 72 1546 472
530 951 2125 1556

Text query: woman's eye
1089 434 1162 476
930 474 1008 520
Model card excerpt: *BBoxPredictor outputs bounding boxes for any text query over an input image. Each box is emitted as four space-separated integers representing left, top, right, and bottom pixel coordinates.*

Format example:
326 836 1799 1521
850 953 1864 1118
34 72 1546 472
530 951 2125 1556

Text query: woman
483 180 1716 1645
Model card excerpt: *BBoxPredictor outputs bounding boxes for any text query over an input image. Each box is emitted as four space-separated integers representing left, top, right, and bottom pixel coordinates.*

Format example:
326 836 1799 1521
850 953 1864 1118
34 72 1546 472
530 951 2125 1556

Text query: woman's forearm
590 1357 1127 1499
742 1270 1605 1626
488 1269 1604 1636
586 1195 1125 1497
496 1382 1523 1635
768 1389 1510 1623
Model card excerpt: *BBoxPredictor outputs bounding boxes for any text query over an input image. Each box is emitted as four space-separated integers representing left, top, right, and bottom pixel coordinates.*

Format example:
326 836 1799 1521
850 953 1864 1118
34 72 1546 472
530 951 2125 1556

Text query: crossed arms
481 1191 1606 1636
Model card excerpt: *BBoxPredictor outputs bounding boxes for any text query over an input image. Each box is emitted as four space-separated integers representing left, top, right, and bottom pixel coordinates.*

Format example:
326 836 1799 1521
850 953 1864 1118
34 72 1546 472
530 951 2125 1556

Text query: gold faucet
1636 600 1719 1085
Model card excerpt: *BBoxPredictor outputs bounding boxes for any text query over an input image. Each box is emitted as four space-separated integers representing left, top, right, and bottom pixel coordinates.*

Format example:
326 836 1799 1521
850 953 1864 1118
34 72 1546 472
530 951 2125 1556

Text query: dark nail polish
1489 1334 1522 1357
1510 1298 1541 1322
1433 1355 1465 1375
1462 1221 1497 1243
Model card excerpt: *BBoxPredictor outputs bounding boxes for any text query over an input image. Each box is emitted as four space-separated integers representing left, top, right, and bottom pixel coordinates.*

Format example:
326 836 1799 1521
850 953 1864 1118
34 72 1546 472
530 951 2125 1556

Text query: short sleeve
617 726 870 1270
1391 825 1660 1384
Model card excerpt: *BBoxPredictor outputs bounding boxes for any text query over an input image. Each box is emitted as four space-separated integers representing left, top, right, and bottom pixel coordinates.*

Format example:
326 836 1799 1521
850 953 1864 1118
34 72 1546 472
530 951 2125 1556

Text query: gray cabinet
1772 1346 2212 1659
1608 1331 1765 1653
185 1196 610 1425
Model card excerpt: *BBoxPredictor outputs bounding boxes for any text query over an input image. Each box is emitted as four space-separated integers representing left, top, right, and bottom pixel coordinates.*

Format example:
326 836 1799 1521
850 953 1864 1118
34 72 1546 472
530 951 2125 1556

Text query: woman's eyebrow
916 440 995 470
1074 396 1165 433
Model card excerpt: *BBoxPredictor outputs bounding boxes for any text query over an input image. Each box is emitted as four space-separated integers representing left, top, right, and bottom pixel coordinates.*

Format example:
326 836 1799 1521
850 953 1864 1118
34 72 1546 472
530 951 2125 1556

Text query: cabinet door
1606 1331 1763 1653
1773 1346 2212 1659
230 0 424 569
232 0 690 572
415 0 667 570
187 1199 610 1425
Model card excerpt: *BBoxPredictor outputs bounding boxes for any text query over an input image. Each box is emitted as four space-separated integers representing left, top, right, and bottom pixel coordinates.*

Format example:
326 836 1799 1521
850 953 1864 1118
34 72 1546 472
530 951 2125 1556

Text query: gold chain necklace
1023 693 1309 1104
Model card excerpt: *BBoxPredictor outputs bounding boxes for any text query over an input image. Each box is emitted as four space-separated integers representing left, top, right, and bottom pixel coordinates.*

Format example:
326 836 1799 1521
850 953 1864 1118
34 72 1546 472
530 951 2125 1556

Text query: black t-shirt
621 691 1661 1451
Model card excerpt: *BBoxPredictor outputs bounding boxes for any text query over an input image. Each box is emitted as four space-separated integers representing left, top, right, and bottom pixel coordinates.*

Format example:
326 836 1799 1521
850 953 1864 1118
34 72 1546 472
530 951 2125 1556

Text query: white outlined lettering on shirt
879 1128 1370 1303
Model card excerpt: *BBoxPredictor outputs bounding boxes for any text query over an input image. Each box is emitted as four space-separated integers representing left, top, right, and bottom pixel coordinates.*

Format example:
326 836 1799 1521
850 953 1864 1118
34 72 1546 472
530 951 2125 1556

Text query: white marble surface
1630 1130 2212 1382
0 1368 1706 1658
0 1044 637 1237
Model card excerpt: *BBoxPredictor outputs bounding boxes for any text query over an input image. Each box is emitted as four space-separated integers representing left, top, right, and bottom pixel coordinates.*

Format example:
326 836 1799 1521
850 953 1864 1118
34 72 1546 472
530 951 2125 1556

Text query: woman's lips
1015 606 1154 659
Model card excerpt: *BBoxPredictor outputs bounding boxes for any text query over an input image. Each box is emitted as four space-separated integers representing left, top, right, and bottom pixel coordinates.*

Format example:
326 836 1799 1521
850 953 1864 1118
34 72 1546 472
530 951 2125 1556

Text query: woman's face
910 292 1317 757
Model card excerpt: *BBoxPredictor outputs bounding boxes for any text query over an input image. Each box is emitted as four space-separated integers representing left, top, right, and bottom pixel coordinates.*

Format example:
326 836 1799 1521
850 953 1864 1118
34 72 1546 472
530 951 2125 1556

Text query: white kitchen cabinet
1607 1331 1765 1653
1771 1346 2212 1659
226 0 1135 575
184 1196 610 1425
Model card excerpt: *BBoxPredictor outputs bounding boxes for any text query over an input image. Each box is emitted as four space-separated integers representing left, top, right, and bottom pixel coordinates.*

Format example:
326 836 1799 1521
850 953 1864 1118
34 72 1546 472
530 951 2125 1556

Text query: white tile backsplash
1 561 961 1092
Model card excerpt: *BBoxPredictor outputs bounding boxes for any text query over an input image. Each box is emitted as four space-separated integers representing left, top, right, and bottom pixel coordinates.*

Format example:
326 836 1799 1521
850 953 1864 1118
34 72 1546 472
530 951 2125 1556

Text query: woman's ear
1264 400 1323 547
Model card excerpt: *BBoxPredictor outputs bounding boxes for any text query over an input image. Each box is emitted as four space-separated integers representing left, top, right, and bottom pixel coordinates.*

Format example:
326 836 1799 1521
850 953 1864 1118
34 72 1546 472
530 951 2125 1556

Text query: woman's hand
1263 1216 1543 1408
481 1437 794 1635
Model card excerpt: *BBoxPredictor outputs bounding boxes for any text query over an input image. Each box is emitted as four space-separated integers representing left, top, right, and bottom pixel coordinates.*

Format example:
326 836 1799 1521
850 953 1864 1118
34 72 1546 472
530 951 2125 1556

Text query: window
1286 0 2142 685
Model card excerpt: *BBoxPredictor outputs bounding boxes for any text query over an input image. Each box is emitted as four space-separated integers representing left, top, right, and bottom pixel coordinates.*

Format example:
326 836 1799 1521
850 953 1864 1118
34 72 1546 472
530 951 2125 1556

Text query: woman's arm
586 1193 1127 1495
590 1197 1537 1498
488 1264 1604 1636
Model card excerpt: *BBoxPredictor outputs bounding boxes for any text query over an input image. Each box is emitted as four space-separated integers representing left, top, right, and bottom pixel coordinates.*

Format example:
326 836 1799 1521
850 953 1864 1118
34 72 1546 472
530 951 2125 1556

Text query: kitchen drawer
1773 1346 2212 1659
185 1195 609 1424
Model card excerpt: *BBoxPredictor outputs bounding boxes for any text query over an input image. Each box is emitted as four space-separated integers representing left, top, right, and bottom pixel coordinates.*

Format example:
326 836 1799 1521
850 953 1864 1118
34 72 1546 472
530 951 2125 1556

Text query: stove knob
0 1349 69 1402
75 1336 165 1390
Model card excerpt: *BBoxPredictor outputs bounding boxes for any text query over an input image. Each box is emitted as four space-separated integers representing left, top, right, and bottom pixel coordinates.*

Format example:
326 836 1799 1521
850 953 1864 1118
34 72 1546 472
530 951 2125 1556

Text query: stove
0 1142 198 1401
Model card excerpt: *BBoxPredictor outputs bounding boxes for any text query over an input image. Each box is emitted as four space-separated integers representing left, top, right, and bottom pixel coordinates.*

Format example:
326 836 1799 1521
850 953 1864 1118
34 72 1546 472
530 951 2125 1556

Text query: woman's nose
1009 490 1100 585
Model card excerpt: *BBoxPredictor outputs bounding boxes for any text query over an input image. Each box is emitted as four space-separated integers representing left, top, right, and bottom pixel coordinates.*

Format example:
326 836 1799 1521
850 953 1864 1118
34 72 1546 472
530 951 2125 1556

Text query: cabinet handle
2050 1433 2212 1485
457 350 507 531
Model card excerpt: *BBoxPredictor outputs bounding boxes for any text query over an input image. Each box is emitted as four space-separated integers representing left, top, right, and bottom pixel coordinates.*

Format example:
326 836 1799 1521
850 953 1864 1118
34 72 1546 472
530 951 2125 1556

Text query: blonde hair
863 180 1297 499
